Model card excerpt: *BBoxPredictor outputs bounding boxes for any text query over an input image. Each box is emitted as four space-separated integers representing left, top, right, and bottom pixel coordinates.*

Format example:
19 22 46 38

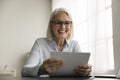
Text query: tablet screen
50 52 90 76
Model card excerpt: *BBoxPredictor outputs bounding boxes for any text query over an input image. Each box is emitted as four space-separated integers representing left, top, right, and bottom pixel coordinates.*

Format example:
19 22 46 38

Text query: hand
39 58 64 74
74 64 92 76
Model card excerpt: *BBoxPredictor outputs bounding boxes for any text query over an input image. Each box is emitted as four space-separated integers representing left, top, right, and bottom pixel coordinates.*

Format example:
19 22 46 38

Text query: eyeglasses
51 20 72 27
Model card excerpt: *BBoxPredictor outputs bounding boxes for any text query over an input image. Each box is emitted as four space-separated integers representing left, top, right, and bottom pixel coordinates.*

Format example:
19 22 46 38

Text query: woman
22 8 92 77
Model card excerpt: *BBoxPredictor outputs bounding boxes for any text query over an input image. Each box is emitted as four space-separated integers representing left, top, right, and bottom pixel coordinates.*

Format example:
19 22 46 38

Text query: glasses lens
52 21 72 27
64 21 72 26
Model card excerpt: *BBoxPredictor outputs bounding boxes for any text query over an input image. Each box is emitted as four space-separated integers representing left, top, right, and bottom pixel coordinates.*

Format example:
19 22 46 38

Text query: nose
61 23 66 28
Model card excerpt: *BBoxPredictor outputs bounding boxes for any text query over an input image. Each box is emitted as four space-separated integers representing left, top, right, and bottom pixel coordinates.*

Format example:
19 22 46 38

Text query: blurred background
0 0 120 77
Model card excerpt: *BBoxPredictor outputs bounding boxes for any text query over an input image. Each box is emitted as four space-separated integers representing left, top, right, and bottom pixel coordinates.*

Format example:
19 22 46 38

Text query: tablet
50 52 90 77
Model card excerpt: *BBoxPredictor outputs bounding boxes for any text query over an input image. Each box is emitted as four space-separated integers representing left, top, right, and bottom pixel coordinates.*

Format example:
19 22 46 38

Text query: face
51 12 72 40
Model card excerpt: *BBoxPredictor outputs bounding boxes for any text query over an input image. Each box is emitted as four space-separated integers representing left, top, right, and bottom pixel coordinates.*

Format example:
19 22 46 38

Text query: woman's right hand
39 58 64 74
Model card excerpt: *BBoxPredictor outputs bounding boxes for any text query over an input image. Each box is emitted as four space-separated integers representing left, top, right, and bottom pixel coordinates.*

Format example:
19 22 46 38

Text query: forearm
37 64 49 76
22 65 40 77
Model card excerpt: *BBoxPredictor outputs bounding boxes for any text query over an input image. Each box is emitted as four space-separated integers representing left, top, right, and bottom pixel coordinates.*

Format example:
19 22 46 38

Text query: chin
58 37 67 40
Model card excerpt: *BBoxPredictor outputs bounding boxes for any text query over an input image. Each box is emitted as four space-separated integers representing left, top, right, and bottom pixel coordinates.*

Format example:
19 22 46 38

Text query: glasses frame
51 20 72 27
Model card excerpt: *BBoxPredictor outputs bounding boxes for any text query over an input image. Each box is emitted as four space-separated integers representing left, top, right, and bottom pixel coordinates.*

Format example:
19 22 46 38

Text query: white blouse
22 38 81 77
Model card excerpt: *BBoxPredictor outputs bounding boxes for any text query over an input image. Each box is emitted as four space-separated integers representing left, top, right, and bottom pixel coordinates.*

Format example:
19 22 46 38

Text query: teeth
59 30 66 33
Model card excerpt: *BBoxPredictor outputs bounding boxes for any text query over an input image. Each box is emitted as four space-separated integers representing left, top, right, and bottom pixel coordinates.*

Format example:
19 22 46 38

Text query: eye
64 21 70 25
56 21 62 25
64 21 72 25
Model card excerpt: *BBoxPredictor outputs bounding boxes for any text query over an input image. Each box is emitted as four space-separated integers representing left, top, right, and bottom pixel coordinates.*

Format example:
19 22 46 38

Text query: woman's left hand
74 64 92 76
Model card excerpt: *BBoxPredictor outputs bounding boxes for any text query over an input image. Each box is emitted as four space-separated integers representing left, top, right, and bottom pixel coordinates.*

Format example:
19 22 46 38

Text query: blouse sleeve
22 39 42 77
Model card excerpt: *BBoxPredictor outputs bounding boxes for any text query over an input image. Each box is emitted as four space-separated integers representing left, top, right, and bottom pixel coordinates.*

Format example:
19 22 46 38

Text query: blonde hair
47 8 73 40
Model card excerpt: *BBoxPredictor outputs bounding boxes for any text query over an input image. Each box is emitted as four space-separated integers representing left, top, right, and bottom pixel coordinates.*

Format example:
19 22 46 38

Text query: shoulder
34 37 48 44
69 40 79 45
68 40 81 52
36 37 47 41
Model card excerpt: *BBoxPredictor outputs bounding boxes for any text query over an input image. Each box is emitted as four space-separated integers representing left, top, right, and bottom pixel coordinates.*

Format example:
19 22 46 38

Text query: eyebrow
51 20 72 22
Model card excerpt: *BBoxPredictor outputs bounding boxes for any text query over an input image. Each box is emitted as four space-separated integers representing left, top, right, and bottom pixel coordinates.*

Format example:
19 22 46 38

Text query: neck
54 38 66 51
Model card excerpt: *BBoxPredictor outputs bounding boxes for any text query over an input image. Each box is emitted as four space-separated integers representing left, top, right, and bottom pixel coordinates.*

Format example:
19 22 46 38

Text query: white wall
0 0 51 77
112 0 120 73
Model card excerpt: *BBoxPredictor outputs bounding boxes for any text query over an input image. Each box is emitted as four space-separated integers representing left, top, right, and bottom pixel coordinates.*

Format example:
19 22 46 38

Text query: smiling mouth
58 30 67 34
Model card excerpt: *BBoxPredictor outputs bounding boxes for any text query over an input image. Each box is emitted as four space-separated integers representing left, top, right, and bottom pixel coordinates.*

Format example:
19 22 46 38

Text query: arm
22 40 42 77
73 40 92 76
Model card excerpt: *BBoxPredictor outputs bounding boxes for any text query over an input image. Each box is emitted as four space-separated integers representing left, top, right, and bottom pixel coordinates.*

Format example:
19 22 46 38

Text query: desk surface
0 76 120 80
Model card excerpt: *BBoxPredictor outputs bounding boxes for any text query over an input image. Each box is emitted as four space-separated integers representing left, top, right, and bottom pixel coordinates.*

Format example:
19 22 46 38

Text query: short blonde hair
47 8 73 40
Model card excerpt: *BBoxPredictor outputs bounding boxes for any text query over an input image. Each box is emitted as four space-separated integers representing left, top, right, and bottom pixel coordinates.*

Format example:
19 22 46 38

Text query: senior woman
22 8 92 77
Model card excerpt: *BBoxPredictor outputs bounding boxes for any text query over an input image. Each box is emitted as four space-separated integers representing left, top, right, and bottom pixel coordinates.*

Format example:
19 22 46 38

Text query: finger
43 58 61 67
87 64 92 69
49 58 63 62
54 61 64 69
45 63 64 74
80 64 89 68
42 58 64 73
77 68 92 73
44 65 58 73
48 59 64 67
74 70 89 77
75 68 92 74
75 69 91 76
46 67 54 73
79 64 92 69
44 58 63 64
43 60 64 70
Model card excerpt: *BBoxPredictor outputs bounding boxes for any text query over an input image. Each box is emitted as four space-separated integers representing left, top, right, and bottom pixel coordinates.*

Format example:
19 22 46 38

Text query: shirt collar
65 39 70 47
48 39 70 50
